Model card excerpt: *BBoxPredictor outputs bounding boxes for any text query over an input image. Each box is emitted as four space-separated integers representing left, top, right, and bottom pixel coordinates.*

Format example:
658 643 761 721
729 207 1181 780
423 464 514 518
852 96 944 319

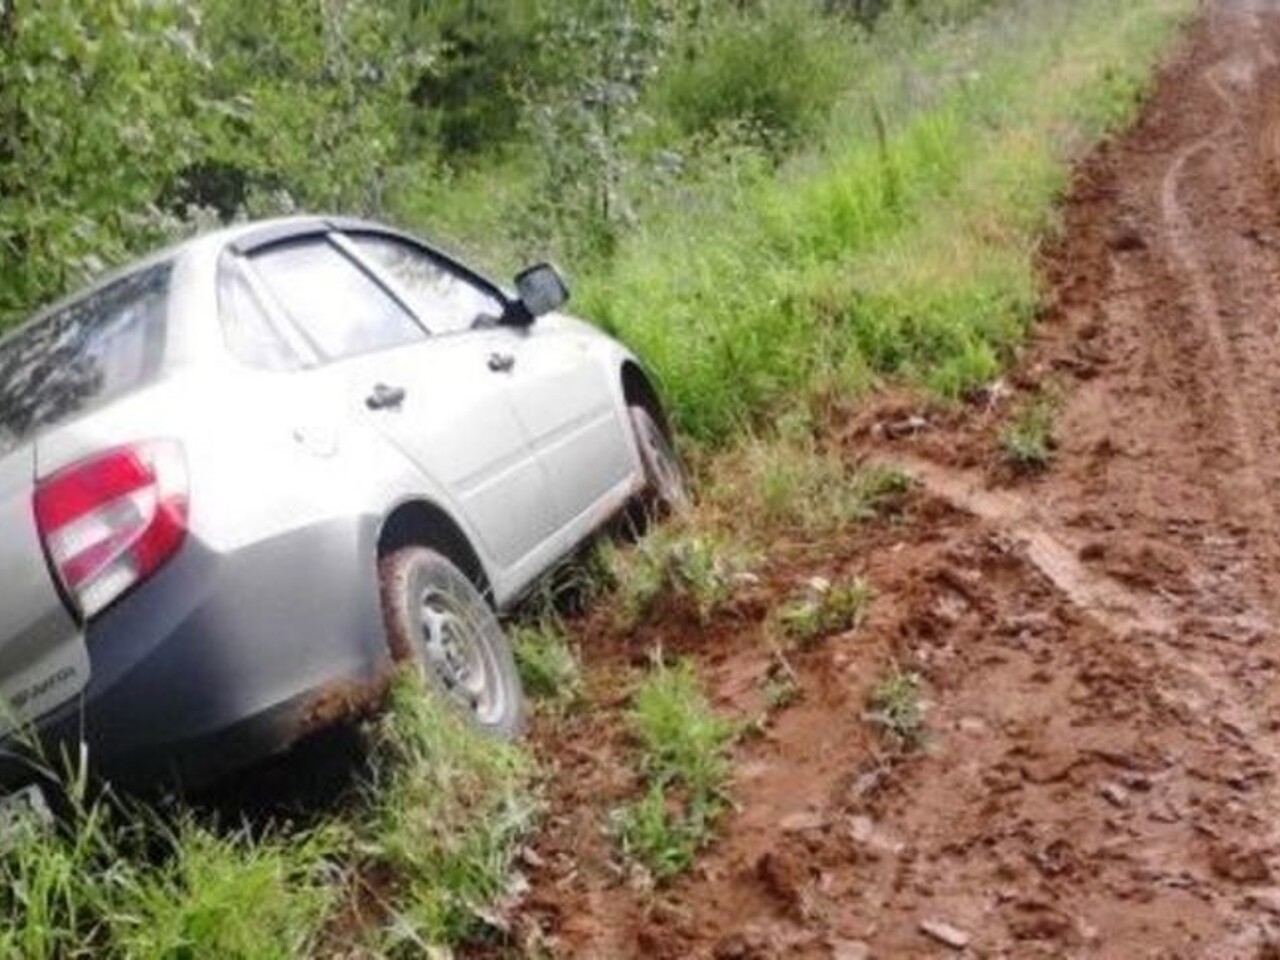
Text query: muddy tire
378 546 525 738
629 403 690 517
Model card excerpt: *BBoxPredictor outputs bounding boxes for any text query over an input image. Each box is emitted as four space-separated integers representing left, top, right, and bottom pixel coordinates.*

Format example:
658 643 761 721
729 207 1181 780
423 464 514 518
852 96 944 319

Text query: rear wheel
379 546 525 738
629 403 690 516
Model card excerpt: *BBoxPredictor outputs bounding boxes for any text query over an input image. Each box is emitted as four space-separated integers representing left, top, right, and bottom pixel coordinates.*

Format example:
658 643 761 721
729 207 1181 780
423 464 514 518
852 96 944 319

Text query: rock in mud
755 850 809 915
1100 781 1130 808
919 919 971 949
780 810 828 833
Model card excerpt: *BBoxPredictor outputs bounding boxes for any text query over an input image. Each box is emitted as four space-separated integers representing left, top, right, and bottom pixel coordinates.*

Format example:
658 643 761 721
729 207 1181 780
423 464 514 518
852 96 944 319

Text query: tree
0 0 203 325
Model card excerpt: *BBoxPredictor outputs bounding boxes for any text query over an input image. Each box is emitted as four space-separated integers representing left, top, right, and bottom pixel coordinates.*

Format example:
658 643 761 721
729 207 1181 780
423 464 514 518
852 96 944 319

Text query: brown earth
492 2 1280 956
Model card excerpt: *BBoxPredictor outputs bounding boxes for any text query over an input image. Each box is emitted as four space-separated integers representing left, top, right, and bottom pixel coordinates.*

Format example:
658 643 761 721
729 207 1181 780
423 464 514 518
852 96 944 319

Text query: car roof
0 215 405 341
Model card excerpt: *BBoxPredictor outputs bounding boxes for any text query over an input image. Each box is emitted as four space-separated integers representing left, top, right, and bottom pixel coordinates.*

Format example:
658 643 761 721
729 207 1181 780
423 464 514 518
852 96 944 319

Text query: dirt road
505 3 1280 956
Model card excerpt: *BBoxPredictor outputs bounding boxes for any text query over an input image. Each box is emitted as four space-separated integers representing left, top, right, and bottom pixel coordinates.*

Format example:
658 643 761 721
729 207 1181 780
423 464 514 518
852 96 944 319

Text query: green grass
511 619 585 715
607 528 755 628
0 796 336 960
867 667 927 751
1001 394 1058 471
612 659 735 881
762 652 801 713
105 823 336 960
567 0 1194 443
355 675 536 950
0 672 535 958
707 436 913 540
777 577 874 649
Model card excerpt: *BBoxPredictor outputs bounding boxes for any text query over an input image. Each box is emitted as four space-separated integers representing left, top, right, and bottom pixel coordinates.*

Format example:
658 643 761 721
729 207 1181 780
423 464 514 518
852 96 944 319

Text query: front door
489 322 635 528
343 231 634 532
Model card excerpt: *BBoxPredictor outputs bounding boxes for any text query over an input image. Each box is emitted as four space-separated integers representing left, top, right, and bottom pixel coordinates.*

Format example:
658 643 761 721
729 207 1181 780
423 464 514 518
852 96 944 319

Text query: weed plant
612 659 735 881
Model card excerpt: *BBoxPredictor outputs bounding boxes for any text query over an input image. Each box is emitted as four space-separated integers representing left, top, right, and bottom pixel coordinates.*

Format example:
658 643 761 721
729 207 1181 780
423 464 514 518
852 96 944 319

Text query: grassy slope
577 0 1192 441
0 1 1194 956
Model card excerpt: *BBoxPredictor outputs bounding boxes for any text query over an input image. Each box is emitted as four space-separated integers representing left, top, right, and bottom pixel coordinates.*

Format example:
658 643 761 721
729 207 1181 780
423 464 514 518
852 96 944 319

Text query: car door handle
366 383 406 410
487 352 516 373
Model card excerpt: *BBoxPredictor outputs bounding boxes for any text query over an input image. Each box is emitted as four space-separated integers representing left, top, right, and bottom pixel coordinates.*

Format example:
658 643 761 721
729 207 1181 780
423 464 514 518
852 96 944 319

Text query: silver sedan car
0 216 686 792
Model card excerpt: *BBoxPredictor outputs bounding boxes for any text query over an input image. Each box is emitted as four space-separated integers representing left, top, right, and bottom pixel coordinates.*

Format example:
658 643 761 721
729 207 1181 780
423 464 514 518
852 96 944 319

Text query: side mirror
514 263 569 320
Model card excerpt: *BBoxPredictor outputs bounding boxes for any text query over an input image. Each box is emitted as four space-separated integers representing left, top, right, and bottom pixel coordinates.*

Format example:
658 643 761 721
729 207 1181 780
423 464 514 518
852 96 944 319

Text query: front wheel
379 546 525 738
629 403 690 516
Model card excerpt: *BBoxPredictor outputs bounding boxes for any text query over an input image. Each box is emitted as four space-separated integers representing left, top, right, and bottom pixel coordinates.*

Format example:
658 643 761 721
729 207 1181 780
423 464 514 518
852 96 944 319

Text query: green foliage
0 0 204 325
611 529 754 627
777 577 873 648
407 2 545 158
105 823 336 960
576 0 1193 441
1000 394 1057 471
654 2 848 151
0 796 335 960
191 0 419 217
612 783 712 880
364 674 536 948
0 0 422 329
709 436 914 538
514 2 669 263
511 619 585 713
867 667 926 749
0 671 537 957
830 0 1002 29
628 659 734 796
613 658 734 880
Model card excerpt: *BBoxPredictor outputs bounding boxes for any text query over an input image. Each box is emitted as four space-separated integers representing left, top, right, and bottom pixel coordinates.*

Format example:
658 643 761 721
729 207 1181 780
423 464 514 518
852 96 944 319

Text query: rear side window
351 234 505 335
217 258 303 372
0 263 171 457
250 239 424 361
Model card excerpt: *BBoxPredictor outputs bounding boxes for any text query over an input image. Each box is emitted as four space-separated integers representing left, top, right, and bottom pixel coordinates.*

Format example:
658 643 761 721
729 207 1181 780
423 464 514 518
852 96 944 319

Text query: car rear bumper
0 514 388 793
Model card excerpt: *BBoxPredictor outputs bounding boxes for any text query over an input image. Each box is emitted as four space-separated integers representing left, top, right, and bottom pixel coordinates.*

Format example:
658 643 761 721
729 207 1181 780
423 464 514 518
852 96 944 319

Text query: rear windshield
0 263 171 457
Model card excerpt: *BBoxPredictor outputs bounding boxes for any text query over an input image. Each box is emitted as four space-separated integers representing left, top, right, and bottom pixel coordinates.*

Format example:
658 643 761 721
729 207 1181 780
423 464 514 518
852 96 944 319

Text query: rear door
237 236 559 578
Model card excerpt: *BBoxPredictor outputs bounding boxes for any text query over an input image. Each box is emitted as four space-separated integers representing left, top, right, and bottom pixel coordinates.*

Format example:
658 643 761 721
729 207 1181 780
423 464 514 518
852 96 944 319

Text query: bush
654 3 849 151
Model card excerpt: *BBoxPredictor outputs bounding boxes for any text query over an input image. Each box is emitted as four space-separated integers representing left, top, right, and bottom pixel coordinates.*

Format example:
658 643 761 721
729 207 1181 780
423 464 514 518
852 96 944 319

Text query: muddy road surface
499 2 1280 956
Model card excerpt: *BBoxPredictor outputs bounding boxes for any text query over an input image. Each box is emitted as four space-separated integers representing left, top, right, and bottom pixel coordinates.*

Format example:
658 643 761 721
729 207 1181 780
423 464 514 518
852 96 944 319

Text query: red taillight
33 441 188 618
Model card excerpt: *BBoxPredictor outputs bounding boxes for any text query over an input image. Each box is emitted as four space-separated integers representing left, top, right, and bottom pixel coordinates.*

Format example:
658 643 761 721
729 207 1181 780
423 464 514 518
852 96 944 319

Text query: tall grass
361 676 535 951
0 674 533 958
571 0 1192 441
0 797 336 960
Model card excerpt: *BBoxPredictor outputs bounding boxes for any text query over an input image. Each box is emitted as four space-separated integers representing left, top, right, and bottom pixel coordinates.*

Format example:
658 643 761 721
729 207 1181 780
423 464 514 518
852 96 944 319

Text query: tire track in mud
1159 5 1280 577
891 454 1175 640
1146 11 1280 922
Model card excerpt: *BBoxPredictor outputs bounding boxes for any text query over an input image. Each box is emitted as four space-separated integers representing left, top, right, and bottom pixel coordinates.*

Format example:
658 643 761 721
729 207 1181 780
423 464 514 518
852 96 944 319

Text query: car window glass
251 239 424 361
351 235 504 335
217 258 303 371
0 263 170 458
